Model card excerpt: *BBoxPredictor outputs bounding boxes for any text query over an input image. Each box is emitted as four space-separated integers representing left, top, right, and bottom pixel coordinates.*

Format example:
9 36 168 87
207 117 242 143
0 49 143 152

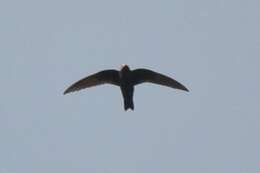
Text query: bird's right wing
132 69 189 92
64 70 120 94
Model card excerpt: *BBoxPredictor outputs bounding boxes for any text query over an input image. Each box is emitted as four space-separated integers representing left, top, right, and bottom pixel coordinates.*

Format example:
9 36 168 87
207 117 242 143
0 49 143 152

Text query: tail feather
124 100 134 111
121 86 134 111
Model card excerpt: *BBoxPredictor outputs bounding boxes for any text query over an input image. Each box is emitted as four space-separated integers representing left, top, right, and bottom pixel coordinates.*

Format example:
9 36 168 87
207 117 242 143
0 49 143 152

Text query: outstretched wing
64 70 120 94
132 69 189 91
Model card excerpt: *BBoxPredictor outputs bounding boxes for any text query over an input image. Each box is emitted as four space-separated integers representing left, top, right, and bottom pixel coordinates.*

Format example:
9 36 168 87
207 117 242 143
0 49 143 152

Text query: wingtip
179 83 189 92
184 87 189 92
63 90 70 95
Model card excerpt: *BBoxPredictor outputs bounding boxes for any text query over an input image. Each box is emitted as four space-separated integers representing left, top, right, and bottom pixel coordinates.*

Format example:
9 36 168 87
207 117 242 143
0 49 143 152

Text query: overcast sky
0 0 260 173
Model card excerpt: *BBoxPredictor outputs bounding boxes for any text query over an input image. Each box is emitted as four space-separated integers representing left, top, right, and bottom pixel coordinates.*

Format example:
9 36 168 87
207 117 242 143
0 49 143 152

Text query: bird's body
119 65 134 110
64 65 189 111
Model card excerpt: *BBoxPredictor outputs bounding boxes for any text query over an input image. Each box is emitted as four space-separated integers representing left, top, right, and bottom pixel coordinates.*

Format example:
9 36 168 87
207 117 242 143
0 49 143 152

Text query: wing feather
132 69 189 91
64 70 120 94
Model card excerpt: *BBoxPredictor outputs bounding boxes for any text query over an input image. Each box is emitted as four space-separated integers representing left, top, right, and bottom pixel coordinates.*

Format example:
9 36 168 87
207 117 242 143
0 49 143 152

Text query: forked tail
124 98 134 111
121 86 134 111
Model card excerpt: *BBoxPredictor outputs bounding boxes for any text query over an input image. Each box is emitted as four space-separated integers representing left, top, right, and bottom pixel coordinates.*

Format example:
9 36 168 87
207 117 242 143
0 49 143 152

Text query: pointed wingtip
63 89 70 95
178 84 189 92
184 87 189 92
63 87 75 95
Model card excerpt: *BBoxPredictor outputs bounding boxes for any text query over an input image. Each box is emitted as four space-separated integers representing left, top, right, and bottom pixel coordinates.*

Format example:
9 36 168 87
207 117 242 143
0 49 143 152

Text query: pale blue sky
0 0 260 173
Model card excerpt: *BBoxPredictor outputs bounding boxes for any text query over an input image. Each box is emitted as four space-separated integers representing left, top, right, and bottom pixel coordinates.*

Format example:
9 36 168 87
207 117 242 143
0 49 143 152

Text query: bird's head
119 64 130 78
120 64 130 72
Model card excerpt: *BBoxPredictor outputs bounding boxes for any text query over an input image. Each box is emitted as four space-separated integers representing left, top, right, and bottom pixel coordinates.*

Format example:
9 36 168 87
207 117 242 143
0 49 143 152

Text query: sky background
0 0 260 173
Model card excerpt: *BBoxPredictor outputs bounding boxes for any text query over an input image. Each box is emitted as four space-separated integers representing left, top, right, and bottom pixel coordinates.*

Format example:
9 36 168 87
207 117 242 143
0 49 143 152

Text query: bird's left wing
64 70 120 94
132 68 189 92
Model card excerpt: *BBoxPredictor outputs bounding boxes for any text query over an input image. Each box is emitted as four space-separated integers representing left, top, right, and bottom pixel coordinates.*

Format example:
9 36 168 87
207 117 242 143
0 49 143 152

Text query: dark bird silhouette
64 65 189 111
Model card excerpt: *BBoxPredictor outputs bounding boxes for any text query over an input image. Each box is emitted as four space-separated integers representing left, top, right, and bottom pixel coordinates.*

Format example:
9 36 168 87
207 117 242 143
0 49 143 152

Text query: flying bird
64 65 189 111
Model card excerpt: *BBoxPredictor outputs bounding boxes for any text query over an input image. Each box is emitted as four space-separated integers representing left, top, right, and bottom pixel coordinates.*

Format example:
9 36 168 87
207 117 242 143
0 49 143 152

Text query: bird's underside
64 65 189 110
